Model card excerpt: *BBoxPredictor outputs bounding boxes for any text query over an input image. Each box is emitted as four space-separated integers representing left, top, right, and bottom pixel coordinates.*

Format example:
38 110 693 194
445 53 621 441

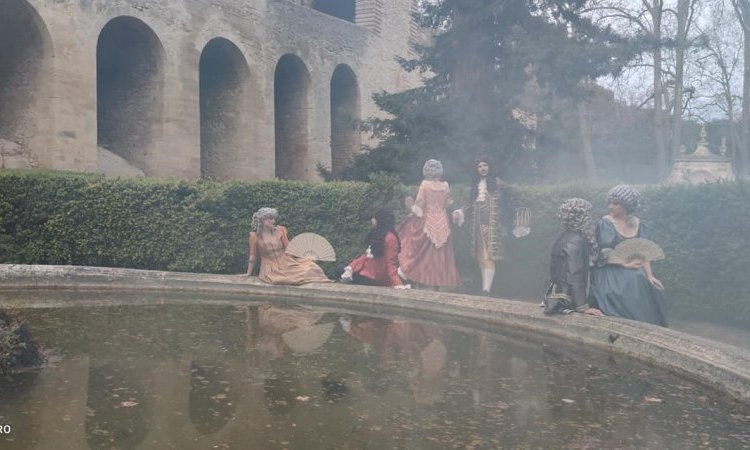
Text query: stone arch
0 0 53 167
312 0 356 22
97 16 165 173
274 54 311 180
199 38 250 180
330 64 360 175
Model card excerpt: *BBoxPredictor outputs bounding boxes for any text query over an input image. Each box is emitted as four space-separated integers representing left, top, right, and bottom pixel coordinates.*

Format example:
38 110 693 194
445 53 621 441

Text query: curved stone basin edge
1 263 749 404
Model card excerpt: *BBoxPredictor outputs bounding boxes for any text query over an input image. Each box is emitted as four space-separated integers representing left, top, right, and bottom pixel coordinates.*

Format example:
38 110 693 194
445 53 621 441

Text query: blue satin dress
589 217 668 327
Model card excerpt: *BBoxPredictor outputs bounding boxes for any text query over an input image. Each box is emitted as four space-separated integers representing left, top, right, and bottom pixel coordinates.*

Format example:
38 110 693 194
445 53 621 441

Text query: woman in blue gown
589 185 668 327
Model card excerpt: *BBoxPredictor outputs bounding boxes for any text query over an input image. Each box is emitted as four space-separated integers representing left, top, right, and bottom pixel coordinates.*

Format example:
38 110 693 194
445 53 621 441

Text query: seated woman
245 207 331 285
544 198 602 316
341 209 409 289
589 185 667 327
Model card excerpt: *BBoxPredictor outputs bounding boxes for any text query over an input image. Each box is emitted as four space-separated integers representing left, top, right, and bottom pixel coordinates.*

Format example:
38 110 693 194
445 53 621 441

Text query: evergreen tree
333 0 639 184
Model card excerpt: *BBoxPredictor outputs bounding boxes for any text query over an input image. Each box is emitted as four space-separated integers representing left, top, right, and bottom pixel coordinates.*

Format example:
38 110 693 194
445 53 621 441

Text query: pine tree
335 0 639 183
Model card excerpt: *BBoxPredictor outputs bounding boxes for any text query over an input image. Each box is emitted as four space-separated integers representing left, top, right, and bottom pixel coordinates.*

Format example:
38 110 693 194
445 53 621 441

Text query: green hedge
1 170 748 323
489 182 750 324
0 170 407 277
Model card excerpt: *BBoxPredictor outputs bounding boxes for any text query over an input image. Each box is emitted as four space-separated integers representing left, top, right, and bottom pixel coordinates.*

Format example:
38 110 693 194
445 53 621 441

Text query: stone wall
0 0 419 180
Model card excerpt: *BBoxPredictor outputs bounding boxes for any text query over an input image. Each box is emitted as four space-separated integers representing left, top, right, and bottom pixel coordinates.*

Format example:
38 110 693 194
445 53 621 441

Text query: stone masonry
0 0 420 181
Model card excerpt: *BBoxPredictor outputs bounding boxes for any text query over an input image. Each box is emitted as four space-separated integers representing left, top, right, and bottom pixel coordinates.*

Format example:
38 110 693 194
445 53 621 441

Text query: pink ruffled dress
397 180 461 288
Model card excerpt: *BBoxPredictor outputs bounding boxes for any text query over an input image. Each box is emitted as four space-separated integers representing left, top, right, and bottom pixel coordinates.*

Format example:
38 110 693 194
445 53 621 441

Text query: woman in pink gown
397 159 461 288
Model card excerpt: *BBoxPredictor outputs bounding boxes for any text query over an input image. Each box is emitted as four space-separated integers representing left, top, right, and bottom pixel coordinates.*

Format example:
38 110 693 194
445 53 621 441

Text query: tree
731 0 750 176
333 0 637 184
690 0 743 160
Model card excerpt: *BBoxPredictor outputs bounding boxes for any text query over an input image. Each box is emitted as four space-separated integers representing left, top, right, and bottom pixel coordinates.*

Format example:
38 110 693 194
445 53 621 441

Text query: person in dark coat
544 198 603 316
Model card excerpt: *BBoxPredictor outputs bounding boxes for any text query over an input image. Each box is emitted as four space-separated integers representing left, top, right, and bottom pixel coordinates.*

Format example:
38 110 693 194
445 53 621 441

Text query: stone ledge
1 263 749 403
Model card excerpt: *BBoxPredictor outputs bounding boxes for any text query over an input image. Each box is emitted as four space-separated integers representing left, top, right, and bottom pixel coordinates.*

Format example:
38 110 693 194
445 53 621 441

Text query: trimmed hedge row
1 171 748 323
0 171 407 277
492 182 750 324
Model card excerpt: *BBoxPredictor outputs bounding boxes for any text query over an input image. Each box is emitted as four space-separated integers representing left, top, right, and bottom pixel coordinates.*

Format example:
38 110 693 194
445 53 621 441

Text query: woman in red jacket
341 209 409 289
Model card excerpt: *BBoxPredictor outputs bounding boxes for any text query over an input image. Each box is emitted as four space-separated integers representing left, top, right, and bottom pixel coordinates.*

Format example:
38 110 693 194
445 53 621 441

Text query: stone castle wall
0 0 419 180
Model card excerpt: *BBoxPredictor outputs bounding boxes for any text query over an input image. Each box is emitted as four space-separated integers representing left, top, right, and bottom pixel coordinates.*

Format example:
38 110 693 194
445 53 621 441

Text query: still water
1 301 749 449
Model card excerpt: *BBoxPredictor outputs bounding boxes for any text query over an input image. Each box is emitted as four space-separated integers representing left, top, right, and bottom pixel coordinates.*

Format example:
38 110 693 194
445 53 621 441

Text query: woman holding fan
589 185 667 326
246 207 331 285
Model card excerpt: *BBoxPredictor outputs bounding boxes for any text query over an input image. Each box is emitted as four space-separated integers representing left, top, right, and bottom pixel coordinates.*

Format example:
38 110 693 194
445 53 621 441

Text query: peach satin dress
250 226 331 285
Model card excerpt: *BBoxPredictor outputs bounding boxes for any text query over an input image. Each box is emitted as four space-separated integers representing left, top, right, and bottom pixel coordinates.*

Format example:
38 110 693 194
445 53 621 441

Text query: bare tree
688 0 742 165
584 0 673 176
730 0 750 176
670 0 701 163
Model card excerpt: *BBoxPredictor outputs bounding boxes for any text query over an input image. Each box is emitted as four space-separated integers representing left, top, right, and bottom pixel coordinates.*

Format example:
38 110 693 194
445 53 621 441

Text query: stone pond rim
1 263 749 404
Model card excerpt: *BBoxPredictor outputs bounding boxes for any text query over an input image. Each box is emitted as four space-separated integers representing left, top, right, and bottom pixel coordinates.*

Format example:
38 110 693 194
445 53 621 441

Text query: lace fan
286 232 336 261
608 238 665 264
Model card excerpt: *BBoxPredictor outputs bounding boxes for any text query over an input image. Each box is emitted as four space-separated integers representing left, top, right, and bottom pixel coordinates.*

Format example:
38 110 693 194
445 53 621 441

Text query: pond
1 294 749 449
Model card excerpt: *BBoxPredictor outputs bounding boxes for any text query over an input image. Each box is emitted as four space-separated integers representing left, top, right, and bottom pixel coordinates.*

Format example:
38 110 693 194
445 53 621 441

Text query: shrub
1 170 748 323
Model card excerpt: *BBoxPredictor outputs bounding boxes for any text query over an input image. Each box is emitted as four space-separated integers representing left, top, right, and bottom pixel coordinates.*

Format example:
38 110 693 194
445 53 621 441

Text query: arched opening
200 38 249 180
274 54 311 180
330 65 360 175
97 16 164 173
0 0 52 165
312 0 356 23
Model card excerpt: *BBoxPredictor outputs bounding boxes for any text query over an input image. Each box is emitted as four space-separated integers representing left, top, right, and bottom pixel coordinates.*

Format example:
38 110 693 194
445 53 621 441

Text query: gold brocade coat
463 178 507 262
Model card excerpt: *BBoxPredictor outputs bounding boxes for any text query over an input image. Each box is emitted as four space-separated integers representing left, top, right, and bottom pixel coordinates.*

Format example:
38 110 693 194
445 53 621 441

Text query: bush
1 170 748 323
0 310 45 373
489 182 750 324
0 171 406 277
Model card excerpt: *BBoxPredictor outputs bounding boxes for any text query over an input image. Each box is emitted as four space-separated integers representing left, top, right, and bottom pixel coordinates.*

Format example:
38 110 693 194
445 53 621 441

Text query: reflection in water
0 302 748 449
343 318 447 404
85 362 151 449
189 361 236 434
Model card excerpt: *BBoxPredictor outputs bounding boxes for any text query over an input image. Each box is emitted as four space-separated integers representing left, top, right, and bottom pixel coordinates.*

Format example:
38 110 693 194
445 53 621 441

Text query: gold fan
286 232 336 261
608 238 665 264
282 322 335 354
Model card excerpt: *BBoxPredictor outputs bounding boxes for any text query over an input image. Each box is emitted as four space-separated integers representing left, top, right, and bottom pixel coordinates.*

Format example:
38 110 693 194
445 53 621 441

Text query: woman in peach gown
397 159 461 288
245 207 331 285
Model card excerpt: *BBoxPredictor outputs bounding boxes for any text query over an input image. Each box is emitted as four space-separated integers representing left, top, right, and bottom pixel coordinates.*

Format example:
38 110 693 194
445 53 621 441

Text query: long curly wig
366 209 400 258
558 198 597 256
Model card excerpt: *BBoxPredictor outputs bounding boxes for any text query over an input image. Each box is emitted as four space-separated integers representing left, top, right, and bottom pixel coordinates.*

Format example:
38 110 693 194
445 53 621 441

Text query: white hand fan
608 238 665 264
282 322 335 354
286 232 336 261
